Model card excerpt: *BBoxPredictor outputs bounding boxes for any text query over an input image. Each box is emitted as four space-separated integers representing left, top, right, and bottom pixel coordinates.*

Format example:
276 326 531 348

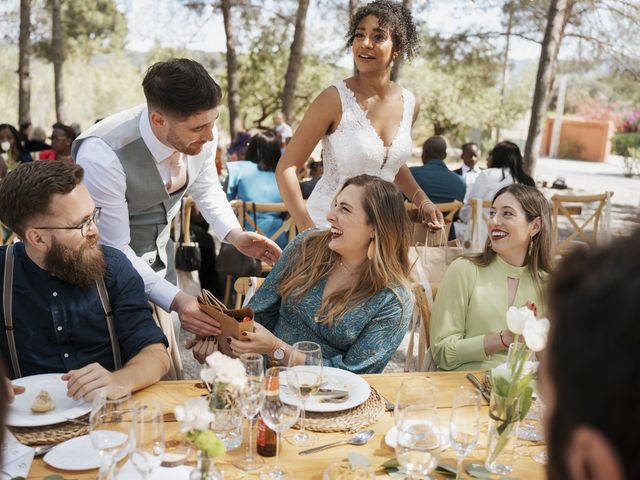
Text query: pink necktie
165 152 187 194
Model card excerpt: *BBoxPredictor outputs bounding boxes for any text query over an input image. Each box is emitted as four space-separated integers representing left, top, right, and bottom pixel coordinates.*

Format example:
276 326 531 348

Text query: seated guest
454 142 481 200
459 141 534 223
24 125 51 152
542 229 640 480
410 135 466 205
0 124 32 177
226 130 288 248
227 131 251 162
229 175 414 374
36 123 76 163
0 161 170 399
430 184 552 371
300 157 324 199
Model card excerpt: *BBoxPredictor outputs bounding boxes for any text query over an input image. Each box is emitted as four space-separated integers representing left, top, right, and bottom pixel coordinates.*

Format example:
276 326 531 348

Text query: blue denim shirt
0 243 167 379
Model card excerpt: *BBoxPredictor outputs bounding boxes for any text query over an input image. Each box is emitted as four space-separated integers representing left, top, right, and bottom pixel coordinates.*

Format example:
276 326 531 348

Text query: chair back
230 200 298 244
0 224 17 246
404 284 438 372
233 276 265 309
405 200 463 223
551 192 612 255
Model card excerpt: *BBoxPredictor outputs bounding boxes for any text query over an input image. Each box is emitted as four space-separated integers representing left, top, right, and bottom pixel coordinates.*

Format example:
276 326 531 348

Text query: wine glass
285 341 322 447
233 353 265 472
259 367 301 480
89 385 135 480
395 405 442 480
130 401 164 479
449 387 480 480
394 377 436 426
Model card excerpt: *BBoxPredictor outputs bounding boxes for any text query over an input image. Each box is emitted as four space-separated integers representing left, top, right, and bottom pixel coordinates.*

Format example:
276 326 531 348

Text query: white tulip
202 351 247 389
506 305 535 335
174 397 214 432
523 317 550 352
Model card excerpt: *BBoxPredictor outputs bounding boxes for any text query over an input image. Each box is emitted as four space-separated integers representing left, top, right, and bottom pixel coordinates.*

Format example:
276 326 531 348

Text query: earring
367 238 375 261
528 237 534 257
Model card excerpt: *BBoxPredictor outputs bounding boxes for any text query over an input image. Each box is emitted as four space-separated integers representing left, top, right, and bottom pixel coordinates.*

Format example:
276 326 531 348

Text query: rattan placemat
9 414 89 446
299 387 385 433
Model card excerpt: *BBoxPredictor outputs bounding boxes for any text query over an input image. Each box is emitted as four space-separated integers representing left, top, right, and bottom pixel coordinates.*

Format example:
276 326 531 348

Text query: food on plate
31 390 56 413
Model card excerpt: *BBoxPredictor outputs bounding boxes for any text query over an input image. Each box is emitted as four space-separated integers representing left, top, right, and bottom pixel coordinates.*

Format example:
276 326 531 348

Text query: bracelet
419 199 435 210
411 190 424 205
499 330 509 349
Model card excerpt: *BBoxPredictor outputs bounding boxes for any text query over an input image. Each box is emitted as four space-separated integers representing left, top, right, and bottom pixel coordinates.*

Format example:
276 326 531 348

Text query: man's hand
171 291 221 336
4 377 25 403
63 363 118 401
185 336 218 364
226 229 282 266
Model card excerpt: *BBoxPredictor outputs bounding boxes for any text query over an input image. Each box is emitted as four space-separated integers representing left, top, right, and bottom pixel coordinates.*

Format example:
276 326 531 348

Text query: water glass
449 387 480 480
395 405 442 480
394 377 436 426
130 401 164 479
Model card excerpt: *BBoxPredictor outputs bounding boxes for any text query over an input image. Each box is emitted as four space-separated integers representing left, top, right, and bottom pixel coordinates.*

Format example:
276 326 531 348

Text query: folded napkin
117 460 192 480
1 431 35 479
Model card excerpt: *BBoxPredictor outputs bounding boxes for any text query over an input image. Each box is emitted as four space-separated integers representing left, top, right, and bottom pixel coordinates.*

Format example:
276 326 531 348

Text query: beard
44 236 107 288
166 128 205 156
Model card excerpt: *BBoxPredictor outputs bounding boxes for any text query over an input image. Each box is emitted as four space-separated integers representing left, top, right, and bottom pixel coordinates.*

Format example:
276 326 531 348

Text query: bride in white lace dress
276 0 444 231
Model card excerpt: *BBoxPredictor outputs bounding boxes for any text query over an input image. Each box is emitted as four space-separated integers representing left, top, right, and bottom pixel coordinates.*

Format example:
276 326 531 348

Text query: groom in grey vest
72 59 281 377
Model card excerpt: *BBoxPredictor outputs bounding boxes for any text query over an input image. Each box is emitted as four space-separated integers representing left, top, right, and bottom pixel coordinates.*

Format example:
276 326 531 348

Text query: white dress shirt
461 163 481 203
76 109 240 311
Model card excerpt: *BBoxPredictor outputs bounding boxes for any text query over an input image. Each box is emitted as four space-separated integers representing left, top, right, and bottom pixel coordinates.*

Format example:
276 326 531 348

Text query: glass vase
209 382 242 451
484 390 522 476
189 451 223 480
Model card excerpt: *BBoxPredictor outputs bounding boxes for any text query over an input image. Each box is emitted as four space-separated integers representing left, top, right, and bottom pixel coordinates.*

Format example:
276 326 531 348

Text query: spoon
34 444 56 456
298 429 375 456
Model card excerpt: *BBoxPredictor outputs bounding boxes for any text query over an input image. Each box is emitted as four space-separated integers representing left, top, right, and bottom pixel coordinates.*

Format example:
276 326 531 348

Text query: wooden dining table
27 371 546 479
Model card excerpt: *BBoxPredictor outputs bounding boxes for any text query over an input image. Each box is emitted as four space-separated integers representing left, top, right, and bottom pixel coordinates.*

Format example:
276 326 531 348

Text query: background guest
24 125 51 152
36 123 76 163
0 123 32 176
300 157 324 199
274 112 293 151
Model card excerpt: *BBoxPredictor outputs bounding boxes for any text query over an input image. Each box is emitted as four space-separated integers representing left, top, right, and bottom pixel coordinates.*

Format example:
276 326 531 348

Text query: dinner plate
7 373 91 427
44 433 129 471
280 366 371 413
385 425 450 450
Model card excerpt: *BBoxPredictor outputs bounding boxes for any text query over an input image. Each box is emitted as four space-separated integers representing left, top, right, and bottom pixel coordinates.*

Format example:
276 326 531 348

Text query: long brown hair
469 184 553 296
278 175 412 324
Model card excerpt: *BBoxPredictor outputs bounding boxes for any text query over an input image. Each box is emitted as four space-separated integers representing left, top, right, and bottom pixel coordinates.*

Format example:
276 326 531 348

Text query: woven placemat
299 387 385 433
9 414 89 446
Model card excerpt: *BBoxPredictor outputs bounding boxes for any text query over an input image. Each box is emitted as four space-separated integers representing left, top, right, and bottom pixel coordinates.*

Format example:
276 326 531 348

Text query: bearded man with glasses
0 161 170 401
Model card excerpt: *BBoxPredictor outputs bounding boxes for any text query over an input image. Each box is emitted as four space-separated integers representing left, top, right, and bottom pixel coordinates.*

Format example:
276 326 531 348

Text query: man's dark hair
52 122 77 142
421 135 447 162
246 130 282 172
546 228 640 479
0 161 84 238
490 141 534 186
461 142 478 155
142 58 222 119
346 0 419 61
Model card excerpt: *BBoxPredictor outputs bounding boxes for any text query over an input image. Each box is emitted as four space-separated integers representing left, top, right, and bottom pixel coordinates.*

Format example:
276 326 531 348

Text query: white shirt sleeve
459 171 490 223
76 137 180 312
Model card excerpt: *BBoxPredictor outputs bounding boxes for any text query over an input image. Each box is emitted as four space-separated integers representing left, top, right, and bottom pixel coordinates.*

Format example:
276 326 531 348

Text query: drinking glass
449 387 480 480
259 367 301 480
89 385 135 480
233 353 265 472
395 405 442 480
130 401 164 479
394 377 436 426
285 341 322 447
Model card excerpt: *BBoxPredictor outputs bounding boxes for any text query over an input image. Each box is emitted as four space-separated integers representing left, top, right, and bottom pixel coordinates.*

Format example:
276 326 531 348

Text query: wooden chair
405 283 438 372
233 276 265 309
551 192 612 255
0 224 17 246
405 200 463 223
461 198 492 251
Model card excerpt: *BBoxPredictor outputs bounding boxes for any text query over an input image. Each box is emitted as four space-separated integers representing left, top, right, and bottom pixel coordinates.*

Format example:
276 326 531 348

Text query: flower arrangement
485 305 550 474
200 351 247 410
174 397 225 458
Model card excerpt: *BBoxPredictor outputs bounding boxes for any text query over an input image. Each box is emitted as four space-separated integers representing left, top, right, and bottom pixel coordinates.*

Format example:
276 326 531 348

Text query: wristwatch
272 342 285 361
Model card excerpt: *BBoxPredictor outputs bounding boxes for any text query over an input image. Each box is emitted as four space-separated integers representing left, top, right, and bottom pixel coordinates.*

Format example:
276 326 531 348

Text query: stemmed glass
233 352 265 472
449 387 480 480
130 401 164 479
395 405 442 480
259 366 301 480
89 385 136 480
394 377 436 426
286 341 323 447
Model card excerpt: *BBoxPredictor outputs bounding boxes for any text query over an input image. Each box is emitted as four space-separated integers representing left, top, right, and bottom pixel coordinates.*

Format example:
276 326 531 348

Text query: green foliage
611 133 640 157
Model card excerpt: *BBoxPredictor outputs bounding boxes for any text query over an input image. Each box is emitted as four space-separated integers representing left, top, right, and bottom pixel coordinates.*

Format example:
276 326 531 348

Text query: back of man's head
545 228 640 479
142 58 222 120
0 161 83 239
422 136 447 163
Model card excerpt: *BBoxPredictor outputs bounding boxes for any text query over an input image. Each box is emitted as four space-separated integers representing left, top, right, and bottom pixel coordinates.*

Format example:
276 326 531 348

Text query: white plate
385 425 450 450
7 373 91 427
44 433 129 471
280 366 371 413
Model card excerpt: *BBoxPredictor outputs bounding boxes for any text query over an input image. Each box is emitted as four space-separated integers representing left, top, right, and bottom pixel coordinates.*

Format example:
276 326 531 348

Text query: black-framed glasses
34 207 101 237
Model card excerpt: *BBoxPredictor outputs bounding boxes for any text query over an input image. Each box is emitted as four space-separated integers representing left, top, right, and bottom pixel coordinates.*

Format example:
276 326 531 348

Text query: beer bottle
257 372 278 457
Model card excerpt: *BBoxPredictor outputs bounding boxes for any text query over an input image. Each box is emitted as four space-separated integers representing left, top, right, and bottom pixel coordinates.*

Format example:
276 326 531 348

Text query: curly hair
346 0 419 61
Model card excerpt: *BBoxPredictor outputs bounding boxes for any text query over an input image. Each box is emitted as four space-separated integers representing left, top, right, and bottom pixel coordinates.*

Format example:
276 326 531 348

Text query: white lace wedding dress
306 80 416 227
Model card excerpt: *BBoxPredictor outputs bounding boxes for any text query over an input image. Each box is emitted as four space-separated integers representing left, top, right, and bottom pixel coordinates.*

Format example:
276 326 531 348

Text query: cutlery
34 444 56 457
318 392 349 403
64 416 90 425
381 394 395 412
466 373 491 403
298 429 374 455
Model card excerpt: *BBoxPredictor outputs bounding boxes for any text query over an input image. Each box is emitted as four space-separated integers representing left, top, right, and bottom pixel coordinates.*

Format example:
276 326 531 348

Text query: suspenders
2 245 122 379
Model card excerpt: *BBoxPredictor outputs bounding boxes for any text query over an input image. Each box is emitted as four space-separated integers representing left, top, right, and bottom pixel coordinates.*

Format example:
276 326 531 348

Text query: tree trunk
390 0 412 82
221 0 241 139
523 0 573 175
18 0 31 126
280 0 310 122
496 0 514 142
51 0 65 123
349 0 358 75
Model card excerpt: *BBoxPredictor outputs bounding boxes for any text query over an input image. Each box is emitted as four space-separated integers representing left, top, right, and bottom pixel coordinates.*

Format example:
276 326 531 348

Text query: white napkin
117 459 192 479
1 431 35 479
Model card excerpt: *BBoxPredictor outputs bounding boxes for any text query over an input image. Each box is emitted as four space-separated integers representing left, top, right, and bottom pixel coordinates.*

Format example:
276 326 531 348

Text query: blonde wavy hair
278 175 413 325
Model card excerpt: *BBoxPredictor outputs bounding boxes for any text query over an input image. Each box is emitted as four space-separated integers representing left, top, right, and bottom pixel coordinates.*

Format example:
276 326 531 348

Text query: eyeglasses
34 207 101 237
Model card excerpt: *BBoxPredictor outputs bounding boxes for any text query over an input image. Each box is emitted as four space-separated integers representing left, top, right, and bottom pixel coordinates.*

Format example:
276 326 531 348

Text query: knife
466 373 491 403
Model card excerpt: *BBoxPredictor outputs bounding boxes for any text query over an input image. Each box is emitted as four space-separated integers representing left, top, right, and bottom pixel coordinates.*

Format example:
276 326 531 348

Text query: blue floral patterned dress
248 229 414 373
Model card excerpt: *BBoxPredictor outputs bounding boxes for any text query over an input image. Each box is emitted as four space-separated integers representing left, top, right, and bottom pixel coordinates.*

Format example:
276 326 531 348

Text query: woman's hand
229 322 279 356
525 300 538 317
420 201 444 230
